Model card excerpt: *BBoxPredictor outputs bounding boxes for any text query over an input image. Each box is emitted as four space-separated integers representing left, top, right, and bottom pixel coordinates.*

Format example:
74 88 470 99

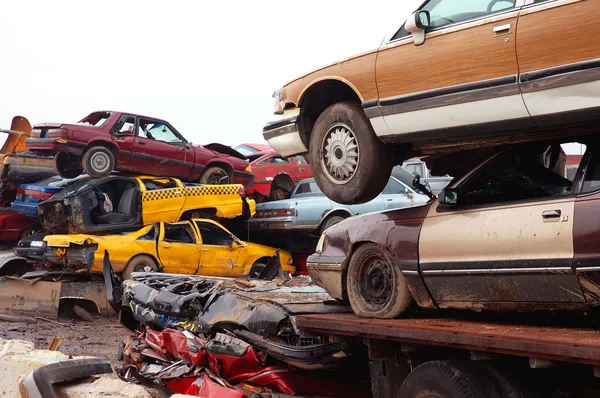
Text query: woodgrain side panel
376 14 519 100
281 51 379 105
517 0 599 74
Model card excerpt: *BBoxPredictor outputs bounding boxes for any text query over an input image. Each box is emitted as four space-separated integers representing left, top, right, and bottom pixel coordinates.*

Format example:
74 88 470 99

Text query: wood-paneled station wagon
263 0 600 204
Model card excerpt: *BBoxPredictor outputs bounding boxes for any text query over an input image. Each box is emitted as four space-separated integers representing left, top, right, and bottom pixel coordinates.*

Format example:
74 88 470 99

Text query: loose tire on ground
309 101 391 205
55 152 83 179
82 146 116 178
200 166 230 184
122 255 158 280
320 215 346 234
398 361 502 398
347 243 412 319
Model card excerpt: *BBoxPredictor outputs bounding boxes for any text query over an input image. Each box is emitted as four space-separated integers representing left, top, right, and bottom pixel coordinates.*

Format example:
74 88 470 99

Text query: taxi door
191 219 248 277
156 222 203 274
140 178 186 224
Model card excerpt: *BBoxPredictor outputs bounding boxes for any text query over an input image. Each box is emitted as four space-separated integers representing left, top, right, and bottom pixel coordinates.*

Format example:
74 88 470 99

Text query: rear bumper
26 138 86 156
263 114 307 157
306 254 346 301
11 202 39 218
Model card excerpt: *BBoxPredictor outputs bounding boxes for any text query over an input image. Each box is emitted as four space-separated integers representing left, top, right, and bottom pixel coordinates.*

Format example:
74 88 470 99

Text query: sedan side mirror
438 188 459 205
406 10 431 46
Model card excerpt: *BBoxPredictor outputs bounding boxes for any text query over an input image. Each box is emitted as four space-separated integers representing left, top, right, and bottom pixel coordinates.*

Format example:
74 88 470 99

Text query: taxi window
142 178 179 190
163 224 196 244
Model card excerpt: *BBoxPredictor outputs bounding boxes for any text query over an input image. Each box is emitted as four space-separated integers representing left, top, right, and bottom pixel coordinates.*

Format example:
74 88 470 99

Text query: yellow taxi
24 218 294 279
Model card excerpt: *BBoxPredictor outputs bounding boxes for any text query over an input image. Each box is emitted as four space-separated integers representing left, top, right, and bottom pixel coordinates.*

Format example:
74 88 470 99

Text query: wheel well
319 209 352 229
125 253 160 270
271 173 295 194
253 257 272 268
203 161 234 180
298 80 362 148
86 141 119 160
180 208 217 220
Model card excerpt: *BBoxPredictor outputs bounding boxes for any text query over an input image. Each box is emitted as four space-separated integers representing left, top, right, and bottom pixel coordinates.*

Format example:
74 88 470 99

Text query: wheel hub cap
361 259 393 305
90 152 110 173
321 124 359 184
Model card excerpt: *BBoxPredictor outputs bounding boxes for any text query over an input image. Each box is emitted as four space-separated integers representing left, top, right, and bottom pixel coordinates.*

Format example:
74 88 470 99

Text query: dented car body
308 137 600 318
37 175 255 234
18 219 294 278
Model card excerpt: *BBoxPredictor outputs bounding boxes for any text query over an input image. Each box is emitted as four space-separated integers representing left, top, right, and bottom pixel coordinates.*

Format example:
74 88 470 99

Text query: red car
26 111 253 187
0 208 41 241
248 150 312 201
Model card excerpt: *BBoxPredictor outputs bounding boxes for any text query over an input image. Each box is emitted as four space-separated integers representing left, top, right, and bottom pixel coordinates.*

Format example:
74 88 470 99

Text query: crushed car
35 175 255 234
25 111 254 189
308 136 600 319
18 219 294 279
104 254 370 397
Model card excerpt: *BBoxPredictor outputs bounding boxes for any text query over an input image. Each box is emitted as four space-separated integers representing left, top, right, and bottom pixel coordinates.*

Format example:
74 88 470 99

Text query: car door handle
493 24 511 33
386 198 393 202
137 141 146 145
542 210 561 219
163 244 171 248
299 168 306 172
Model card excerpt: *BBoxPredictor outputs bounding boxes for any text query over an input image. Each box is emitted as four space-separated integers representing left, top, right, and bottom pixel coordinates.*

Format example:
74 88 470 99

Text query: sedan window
294 181 323 196
138 119 184 146
194 221 234 246
163 224 196 244
382 178 408 195
404 163 425 177
422 0 516 29
458 144 580 207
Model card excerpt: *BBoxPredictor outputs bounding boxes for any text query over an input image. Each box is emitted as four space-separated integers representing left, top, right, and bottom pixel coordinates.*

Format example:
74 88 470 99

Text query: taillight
47 128 68 139
28 190 54 201
254 209 295 218
238 187 245 197
245 165 252 173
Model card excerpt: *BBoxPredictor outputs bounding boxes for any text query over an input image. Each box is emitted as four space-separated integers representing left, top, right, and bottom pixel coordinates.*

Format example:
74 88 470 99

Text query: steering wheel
487 0 513 12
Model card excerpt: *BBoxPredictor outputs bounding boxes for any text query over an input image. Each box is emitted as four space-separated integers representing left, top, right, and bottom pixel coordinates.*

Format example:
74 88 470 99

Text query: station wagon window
458 143 585 207
382 178 408 195
163 224 196 244
194 221 234 246
138 119 184 146
422 0 516 30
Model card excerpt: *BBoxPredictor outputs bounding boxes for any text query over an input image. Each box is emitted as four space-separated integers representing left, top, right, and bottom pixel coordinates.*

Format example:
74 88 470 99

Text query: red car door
133 118 192 179
293 155 312 181
112 114 137 170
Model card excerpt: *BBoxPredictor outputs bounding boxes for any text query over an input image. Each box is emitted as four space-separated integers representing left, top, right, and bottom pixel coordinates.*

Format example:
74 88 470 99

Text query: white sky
0 0 418 147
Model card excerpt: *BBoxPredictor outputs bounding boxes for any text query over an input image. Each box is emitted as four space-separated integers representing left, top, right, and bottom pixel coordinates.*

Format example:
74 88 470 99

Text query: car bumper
14 245 46 261
262 112 307 157
11 202 39 218
306 253 346 301
247 217 296 231
26 138 86 156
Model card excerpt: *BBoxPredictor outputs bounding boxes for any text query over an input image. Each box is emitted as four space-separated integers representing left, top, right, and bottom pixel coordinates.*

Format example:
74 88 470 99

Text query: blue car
11 175 89 218
248 170 429 234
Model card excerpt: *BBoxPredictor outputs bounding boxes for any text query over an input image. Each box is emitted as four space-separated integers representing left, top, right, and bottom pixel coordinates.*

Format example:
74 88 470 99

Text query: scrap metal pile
105 254 370 397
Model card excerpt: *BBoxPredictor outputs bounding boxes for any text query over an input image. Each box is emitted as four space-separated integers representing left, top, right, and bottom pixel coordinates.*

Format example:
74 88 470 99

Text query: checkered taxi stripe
142 184 243 202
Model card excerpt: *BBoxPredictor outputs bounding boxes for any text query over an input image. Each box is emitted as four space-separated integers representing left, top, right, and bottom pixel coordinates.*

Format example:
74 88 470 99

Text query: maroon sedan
0 208 41 241
26 111 253 187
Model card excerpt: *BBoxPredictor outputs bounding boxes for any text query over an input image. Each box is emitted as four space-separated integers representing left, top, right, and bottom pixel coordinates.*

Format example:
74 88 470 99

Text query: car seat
96 187 137 224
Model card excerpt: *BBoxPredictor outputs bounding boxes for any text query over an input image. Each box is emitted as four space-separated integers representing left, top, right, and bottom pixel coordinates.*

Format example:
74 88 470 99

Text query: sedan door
156 222 203 274
375 0 530 138
133 118 193 179
193 220 248 277
516 0 600 122
418 145 584 305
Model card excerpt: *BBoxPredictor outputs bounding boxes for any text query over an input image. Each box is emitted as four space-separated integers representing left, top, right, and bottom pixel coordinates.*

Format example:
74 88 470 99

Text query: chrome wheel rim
321 123 359 185
90 152 111 173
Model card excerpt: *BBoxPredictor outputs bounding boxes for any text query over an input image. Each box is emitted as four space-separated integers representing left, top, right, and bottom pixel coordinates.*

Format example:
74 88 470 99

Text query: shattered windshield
49 178 99 199
77 111 112 127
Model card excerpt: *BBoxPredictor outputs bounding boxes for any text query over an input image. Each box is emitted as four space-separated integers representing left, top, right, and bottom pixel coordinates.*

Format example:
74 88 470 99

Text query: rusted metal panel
296 313 600 366
0 277 110 317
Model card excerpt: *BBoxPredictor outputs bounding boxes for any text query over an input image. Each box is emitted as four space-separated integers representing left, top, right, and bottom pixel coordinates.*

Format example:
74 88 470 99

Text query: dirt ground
0 313 131 368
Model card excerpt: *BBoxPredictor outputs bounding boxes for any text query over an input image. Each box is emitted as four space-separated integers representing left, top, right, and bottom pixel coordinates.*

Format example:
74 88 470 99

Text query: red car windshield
77 111 112 127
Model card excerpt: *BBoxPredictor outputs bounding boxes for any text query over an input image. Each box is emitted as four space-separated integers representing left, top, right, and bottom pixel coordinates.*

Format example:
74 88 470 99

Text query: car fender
318 208 353 229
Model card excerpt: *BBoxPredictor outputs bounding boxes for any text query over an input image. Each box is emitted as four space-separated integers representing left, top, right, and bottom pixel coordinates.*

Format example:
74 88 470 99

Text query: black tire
319 215 346 234
55 152 83 179
20 225 44 241
309 101 391 205
481 363 534 398
122 255 158 280
200 166 230 184
398 361 502 398
249 263 266 278
82 146 116 178
347 243 412 319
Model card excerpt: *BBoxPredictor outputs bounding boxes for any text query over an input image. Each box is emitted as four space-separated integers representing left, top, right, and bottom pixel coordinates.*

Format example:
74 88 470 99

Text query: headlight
315 233 328 253
272 90 285 115
30 241 45 247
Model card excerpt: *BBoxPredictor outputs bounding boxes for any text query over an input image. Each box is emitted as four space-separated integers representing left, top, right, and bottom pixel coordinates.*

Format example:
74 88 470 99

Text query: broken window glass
137 225 157 241
194 221 234 246
163 224 196 244
77 111 112 127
